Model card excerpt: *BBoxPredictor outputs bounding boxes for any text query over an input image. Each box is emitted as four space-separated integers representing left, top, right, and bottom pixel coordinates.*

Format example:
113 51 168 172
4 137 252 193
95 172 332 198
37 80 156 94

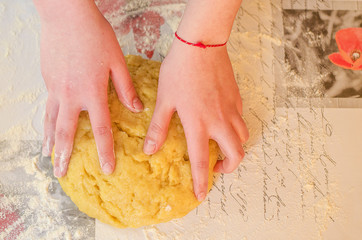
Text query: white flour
0 2 93 239
0 1 45 141
0 141 94 240
1 0 340 239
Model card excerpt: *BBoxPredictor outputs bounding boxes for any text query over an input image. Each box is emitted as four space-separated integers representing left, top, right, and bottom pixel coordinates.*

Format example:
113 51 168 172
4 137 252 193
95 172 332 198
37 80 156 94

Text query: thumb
111 58 143 112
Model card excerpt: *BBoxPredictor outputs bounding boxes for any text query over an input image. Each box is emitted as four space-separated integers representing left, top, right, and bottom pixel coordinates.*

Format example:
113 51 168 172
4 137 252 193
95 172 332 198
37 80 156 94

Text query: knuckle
234 148 245 162
45 111 57 123
98 150 114 163
194 160 209 170
195 181 208 192
148 122 164 137
223 162 236 173
44 128 55 141
45 99 58 122
55 128 70 140
215 107 227 123
223 150 244 173
54 150 71 163
89 83 107 97
61 83 75 98
121 82 135 98
93 126 111 137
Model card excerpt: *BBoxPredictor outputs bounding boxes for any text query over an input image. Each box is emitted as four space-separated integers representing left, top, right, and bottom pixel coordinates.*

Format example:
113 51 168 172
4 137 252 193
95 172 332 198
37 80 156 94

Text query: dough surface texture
53 55 218 228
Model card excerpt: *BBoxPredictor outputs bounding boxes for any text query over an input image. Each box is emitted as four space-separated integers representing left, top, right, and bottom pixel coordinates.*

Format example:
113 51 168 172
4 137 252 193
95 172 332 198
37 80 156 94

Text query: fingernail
197 192 206 202
132 97 143 112
59 158 68 176
42 147 50 157
143 139 156 155
54 167 62 178
102 163 113 175
54 151 69 178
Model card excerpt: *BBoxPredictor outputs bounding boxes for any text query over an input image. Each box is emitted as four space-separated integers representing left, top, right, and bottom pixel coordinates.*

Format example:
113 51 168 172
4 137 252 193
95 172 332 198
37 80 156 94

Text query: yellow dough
53 55 219 228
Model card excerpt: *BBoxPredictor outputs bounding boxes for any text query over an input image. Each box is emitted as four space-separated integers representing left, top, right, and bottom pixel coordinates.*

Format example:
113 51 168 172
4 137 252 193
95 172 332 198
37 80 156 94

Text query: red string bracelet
174 32 227 49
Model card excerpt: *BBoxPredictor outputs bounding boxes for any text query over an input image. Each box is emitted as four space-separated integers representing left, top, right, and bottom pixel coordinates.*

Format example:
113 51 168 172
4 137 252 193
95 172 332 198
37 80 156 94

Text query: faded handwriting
209 1 337 227
229 183 248 222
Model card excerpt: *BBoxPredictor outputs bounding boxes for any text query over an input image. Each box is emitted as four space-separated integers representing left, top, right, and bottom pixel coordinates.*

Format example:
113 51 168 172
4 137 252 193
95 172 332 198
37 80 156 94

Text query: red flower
329 28 362 70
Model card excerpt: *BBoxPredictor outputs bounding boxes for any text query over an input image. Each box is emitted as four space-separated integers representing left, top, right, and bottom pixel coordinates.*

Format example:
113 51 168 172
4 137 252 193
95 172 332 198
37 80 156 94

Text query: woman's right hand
34 0 143 177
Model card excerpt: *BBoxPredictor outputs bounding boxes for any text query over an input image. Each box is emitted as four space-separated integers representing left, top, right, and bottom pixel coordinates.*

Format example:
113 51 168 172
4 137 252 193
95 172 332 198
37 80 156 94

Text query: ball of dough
53 55 219 228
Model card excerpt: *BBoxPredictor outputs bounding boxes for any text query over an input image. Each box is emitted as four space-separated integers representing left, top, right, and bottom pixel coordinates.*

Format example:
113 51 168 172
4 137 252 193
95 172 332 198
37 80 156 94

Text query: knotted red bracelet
174 32 227 49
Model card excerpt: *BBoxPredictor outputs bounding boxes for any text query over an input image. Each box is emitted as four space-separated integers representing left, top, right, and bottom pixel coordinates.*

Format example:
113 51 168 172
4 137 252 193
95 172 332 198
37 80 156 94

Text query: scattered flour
0 0 340 239
0 141 94 240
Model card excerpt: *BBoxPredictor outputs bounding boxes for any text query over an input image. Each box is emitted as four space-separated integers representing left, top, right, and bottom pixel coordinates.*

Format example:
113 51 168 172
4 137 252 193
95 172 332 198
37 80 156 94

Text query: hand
143 40 249 201
38 1 143 177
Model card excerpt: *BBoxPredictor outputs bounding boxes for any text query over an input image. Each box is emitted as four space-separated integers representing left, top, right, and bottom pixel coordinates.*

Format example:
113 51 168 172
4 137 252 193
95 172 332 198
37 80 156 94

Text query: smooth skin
34 0 248 202
34 0 143 176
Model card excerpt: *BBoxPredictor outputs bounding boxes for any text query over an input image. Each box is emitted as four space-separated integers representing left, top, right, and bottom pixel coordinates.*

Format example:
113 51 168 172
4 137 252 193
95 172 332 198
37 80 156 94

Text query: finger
87 96 115 175
184 126 209 202
53 105 80 178
232 114 249 144
42 96 59 156
213 126 245 174
214 150 245 174
236 97 243 116
111 58 143 113
143 101 174 155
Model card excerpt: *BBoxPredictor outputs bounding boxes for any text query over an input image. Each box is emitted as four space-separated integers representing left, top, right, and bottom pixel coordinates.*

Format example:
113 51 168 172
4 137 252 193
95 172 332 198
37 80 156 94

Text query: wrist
168 35 227 57
176 0 242 45
176 27 229 47
174 32 227 49
176 19 230 45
